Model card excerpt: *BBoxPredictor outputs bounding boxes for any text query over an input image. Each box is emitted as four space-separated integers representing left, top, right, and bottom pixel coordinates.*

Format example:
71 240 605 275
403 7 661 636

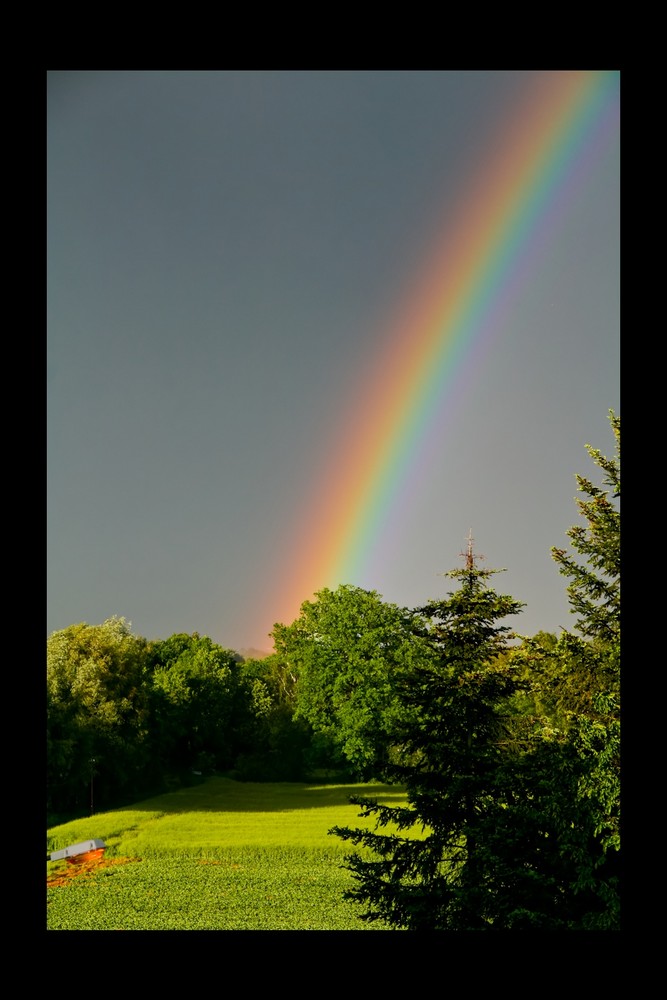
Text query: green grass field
46 777 411 930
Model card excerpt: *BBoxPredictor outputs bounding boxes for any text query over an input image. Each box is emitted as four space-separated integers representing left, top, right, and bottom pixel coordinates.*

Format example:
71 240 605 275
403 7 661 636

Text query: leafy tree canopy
272 585 430 776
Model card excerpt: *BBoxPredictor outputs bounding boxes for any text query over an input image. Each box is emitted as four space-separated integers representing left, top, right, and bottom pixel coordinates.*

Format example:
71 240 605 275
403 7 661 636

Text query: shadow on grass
101 776 406 817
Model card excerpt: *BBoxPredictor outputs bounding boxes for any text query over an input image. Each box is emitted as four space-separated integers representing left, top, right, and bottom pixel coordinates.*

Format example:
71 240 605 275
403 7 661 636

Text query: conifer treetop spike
461 529 484 572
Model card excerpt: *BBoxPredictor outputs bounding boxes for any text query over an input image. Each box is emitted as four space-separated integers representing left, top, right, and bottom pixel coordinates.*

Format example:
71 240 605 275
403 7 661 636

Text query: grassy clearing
46 777 411 930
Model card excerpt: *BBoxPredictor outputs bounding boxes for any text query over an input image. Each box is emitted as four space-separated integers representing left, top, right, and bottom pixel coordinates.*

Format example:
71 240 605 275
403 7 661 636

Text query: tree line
47 411 620 929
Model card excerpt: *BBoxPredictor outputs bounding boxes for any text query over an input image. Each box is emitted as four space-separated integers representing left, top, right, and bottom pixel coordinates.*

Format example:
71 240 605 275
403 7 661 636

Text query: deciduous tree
272 585 426 778
47 617 150 815
147 633 246 773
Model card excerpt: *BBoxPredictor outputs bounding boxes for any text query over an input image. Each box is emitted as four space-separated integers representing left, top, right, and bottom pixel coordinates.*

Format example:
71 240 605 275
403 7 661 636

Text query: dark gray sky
47 70 620 654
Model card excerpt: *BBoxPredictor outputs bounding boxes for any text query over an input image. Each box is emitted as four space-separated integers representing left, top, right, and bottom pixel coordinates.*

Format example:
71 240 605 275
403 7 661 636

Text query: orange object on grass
65 847 106 865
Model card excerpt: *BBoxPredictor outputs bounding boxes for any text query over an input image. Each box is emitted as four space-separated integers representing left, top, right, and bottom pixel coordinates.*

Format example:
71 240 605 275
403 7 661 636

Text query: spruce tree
534 411 620 928
507 411 620 929
329 534 528 930
552 410 620 650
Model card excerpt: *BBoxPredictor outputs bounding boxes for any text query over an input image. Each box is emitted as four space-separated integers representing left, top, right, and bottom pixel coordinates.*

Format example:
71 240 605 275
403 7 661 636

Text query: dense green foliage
47 413 620 930
147 632 251 775
47 617 153 817
272 585 428 778
47 625 318 820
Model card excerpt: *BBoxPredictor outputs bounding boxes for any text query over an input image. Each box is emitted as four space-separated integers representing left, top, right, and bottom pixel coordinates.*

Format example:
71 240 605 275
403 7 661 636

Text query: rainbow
265 70 619 637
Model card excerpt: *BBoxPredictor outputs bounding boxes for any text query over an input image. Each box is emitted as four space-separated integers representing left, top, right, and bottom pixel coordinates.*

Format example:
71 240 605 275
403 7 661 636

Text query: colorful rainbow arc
263 70 619 638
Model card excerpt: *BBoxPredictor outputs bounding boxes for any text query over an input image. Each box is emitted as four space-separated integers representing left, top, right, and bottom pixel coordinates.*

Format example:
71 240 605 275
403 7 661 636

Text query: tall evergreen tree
552 410 620 650
524 412 620 723
493 411 620 929
525 411 620 928
330 535 529 930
